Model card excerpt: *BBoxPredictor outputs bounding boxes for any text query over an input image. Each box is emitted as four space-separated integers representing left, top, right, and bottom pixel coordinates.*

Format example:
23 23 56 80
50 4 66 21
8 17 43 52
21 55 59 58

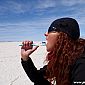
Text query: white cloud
0 0 57 14
0 0 85 27
36 0 56 9
0 1 31 14
61 0 85 6
6 1 26 13
0 16 57 30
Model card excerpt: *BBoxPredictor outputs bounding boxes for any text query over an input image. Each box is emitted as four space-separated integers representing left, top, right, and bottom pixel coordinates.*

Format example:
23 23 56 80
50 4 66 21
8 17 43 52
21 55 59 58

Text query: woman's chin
46 49 50 52
46 47 53 52
46 43 54 52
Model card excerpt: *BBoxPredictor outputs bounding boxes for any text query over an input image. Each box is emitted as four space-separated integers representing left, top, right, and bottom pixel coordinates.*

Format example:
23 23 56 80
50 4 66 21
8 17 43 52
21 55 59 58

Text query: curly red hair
45 32 85 85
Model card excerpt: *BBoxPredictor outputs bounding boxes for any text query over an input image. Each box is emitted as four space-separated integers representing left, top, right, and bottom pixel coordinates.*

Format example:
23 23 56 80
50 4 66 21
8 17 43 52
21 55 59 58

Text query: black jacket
21 54 85 85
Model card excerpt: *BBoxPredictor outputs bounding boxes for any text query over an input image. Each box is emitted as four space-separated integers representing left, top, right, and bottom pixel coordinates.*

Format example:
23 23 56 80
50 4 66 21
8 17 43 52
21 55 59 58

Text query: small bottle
19 42 46 46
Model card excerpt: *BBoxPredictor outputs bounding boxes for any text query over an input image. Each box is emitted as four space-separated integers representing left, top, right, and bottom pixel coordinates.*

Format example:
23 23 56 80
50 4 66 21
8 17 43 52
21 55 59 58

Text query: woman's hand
21 40 39 61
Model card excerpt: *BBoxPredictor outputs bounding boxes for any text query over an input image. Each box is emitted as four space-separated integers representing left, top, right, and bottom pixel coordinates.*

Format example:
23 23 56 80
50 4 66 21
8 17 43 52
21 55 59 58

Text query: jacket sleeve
21 57 50 85
71 56 85 85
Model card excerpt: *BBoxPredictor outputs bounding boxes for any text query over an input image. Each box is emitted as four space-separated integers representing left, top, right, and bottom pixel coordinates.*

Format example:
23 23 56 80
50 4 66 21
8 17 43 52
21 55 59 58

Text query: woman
21 17 85 85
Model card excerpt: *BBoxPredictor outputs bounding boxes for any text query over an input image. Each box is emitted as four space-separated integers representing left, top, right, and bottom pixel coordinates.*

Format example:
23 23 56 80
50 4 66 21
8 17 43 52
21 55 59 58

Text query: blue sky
0 0 85 41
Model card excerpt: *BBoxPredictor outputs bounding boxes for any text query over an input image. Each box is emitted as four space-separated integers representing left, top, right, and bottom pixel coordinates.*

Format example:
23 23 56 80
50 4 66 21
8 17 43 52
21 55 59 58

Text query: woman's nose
44 32 48 36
